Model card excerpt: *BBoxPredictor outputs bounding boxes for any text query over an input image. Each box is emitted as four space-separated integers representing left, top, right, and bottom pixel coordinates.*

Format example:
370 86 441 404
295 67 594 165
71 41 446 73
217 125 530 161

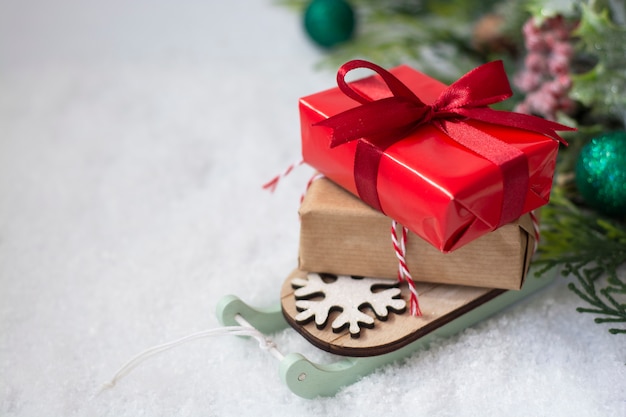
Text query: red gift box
299 60 572 252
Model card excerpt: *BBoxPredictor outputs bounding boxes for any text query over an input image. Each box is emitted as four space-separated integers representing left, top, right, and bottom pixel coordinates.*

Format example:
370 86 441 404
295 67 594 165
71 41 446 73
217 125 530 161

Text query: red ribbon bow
315 59 574 227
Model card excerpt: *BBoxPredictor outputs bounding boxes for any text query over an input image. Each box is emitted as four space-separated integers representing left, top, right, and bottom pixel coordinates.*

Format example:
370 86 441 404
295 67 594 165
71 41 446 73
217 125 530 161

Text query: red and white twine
264 162 423 316
262 159 304 192
301 172 326 204
391 220 422 316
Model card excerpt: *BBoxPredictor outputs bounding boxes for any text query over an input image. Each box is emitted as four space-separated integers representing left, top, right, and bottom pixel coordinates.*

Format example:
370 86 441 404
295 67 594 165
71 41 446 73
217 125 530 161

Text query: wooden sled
216 267 554 399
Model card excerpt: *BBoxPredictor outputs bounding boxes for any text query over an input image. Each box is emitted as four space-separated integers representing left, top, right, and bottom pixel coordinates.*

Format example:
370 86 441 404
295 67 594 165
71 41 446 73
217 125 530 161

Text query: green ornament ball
303 0 355 48
575 131 626 217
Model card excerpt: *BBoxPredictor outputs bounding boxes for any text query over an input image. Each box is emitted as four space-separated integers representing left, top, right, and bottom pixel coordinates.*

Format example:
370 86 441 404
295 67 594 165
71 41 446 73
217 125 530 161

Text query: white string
233 315 284 361
99 315 283 393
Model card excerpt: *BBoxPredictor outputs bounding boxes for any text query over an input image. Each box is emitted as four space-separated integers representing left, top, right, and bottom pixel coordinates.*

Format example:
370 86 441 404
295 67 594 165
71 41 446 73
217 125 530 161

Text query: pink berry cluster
514 15 577 121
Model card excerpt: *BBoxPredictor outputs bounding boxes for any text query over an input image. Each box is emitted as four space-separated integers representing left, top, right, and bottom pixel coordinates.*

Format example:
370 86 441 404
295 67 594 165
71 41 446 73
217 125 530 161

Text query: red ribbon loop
315 60 574 227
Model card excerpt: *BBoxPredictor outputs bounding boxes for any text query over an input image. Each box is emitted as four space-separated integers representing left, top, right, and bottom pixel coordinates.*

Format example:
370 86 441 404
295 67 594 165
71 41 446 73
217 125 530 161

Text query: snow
0 1 624 416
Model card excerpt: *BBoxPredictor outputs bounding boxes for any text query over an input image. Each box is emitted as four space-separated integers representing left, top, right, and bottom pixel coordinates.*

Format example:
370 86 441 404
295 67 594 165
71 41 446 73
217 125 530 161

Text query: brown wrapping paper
298 178 536 290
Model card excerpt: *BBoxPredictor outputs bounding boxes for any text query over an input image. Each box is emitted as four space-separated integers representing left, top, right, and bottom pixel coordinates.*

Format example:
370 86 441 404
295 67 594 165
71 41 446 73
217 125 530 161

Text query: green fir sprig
277 0 511 83
534 189 626 334
570 1 626 124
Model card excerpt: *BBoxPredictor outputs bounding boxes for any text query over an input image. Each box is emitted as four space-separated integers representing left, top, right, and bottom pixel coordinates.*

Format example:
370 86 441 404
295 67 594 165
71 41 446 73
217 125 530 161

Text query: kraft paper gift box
298 177 537 290
299 60 571 252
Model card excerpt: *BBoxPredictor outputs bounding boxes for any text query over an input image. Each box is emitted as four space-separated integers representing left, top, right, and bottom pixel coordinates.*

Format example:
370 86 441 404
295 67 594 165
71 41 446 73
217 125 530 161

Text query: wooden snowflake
291 273 406 338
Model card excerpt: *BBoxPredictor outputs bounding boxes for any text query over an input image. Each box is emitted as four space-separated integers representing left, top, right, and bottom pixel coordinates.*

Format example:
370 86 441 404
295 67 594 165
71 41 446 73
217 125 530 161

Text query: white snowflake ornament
291 273 406 338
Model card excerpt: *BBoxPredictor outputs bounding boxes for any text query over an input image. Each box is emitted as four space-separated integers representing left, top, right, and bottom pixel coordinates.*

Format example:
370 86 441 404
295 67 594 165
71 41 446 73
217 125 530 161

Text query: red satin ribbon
315 60 573 227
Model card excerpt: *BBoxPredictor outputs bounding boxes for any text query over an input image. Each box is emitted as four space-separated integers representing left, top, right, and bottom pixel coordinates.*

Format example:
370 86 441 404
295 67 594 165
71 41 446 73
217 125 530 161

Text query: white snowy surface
0 1 624 416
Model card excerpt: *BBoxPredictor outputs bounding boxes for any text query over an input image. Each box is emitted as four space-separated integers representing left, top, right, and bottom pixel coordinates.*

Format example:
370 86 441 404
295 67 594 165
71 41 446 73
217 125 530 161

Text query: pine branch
277 0 512 83
534 190 626 334
570 1 626 121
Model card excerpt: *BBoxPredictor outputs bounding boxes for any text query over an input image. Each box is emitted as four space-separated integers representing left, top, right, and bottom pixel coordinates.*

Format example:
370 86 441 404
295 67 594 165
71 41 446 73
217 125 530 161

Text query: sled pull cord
99 315 283 393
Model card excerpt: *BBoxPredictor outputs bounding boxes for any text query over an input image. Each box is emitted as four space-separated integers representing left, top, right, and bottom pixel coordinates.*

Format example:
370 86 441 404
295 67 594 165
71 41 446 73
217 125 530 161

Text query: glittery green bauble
575 131 626 217
303 0 355 48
